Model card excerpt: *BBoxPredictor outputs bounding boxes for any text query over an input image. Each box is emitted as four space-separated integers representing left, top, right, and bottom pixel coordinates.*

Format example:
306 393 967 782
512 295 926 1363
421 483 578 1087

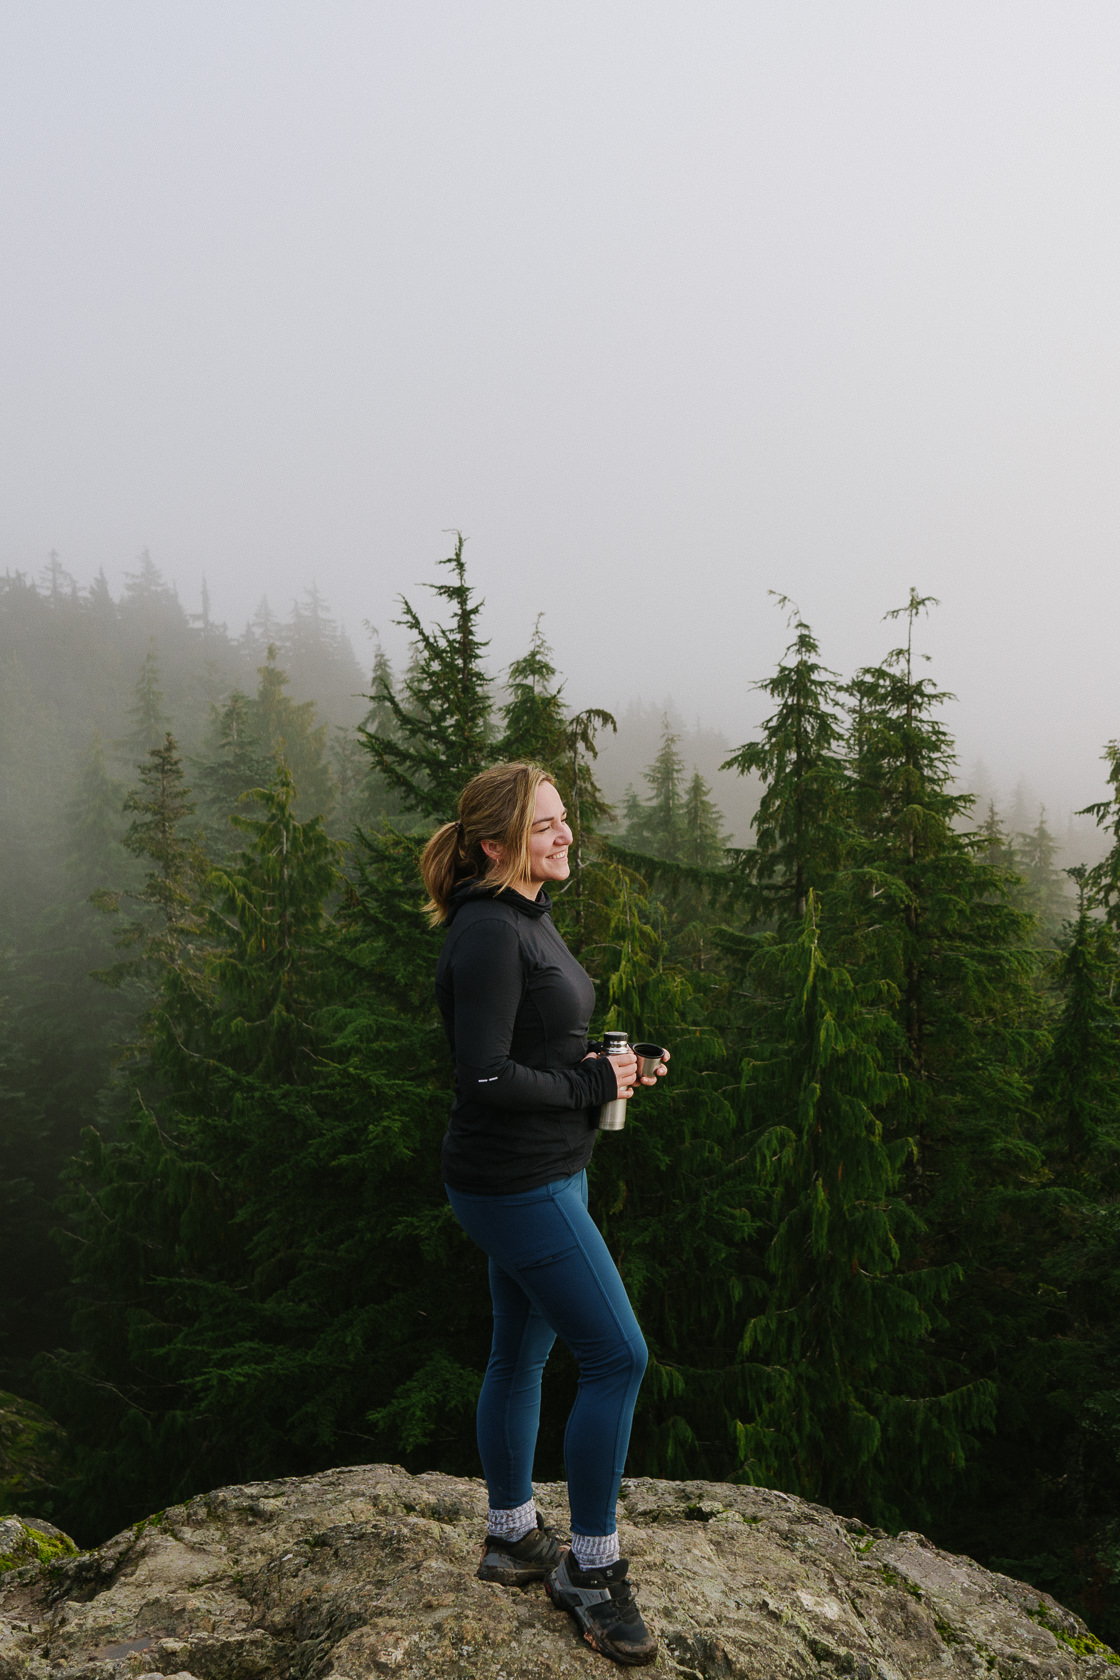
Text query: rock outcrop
1 1463 1115 1679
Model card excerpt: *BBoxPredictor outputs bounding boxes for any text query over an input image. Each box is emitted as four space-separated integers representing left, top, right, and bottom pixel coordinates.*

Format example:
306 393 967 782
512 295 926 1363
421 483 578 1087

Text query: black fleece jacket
436 883 616 1194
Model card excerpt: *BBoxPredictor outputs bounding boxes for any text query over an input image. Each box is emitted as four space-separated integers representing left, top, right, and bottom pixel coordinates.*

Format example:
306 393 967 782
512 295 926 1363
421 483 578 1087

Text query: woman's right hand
604 1048 639 1100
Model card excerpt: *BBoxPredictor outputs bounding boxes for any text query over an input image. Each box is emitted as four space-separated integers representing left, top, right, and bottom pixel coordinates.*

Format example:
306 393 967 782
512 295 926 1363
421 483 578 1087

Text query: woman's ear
480 838 504 867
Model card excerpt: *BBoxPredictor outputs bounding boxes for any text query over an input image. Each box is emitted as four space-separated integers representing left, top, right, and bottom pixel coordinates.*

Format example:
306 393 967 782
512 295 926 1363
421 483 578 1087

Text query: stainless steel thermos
598 1031 631 1131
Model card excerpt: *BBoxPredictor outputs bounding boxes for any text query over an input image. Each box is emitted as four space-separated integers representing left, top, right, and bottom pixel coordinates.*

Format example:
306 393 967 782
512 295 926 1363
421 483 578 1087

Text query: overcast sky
3 1 1119 821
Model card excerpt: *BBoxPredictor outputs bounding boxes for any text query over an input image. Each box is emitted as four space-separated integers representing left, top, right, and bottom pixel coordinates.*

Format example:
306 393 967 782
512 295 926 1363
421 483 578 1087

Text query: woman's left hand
639 1049 670 1087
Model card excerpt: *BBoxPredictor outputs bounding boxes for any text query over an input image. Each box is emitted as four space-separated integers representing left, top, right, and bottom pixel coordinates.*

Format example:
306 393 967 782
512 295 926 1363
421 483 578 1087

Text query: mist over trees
2 552 1120 1645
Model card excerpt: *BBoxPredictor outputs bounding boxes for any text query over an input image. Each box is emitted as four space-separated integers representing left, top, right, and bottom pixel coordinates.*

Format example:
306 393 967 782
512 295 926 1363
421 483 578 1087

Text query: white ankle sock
571 1531 621 1569
487 1497 537 1540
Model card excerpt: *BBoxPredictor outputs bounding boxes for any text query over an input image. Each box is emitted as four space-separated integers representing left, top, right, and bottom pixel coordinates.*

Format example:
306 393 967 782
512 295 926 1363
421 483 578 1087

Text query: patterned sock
571 1531 621 1570
487 1497 537 1541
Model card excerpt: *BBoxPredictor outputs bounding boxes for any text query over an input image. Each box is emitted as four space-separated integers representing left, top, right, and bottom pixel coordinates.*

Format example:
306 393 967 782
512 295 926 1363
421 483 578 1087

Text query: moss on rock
0 1516 78 1574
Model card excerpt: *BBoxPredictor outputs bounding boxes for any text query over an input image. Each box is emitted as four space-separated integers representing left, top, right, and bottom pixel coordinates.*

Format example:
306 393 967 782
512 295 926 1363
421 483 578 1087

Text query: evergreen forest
2 547 1119 1645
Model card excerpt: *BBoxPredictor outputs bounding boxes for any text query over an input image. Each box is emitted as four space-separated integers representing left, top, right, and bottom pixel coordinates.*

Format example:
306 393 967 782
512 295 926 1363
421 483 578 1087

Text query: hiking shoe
476 1514 562 1585
546 1551 658 1666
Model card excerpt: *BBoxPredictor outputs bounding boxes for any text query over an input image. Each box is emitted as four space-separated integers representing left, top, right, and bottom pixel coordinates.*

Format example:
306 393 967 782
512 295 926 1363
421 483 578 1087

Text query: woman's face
525 781 573 888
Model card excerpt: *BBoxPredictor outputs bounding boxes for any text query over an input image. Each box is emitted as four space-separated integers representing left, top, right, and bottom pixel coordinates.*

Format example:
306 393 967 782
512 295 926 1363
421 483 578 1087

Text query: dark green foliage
193 651 336 848
681 770 730 869
251 650 336 820
621 719 729 870
336 640 404 833
497 616 572 769
610 721 731 972
842 594 1041 1223
193 689 274 854
47 772 485 1539
1082 741 1120 932
0 732 134 1377
950 889 1120 1633
497 619 615 824
92 734 208 1001
735 896 991 1526
1038 873 1120 1175
497 617 616 952
359 534 493 823
723 604 849 936
0 564 376 1418
584 860 757 1481
622 721 688 861
1016 809 1070 945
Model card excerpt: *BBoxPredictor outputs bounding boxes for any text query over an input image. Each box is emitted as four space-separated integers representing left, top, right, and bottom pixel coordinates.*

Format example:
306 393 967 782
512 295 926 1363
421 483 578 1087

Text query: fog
4 1 1119 825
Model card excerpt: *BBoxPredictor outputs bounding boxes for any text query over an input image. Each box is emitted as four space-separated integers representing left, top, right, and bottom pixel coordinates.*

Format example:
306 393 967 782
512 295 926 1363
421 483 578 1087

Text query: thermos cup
632 1041 667 1078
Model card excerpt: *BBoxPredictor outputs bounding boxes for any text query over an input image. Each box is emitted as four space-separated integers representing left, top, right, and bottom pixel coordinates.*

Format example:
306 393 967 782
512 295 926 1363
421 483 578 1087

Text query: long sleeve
448 918 616 1112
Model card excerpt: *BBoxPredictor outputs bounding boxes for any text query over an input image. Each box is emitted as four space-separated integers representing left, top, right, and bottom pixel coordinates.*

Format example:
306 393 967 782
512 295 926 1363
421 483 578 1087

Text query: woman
421 761 664 1668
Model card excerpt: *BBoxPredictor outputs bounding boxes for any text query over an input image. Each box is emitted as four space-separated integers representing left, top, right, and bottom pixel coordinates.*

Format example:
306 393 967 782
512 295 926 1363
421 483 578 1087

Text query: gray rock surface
1 1463 1115 1679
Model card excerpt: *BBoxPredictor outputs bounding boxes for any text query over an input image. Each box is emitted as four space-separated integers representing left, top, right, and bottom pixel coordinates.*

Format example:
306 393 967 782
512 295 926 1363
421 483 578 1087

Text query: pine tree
582 859 754 1481
193 689 274 856
497 616 569 768
120 644 168 760
94 734 207 997
1081 741 1120 934
344 639 405 832
85 569 118 632
611 745 730 973
1016 809 1069 944
283 585 365 723
681 769 729 869
496 618 615 949
50 773 346 1527
952 865 1120 1639
118 553 190 650
359 534 492 823
722 600 849 930
0 733 133 1386
249 594 283 659
734 895 993 1525
842 592 1040 1221
978 800 1017 876
1038 868 1120 1176
251 648 335 819
623 720 688 861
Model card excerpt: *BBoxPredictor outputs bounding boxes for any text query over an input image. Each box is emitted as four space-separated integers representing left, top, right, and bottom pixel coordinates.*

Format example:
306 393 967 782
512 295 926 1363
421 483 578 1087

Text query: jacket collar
446 881 551 924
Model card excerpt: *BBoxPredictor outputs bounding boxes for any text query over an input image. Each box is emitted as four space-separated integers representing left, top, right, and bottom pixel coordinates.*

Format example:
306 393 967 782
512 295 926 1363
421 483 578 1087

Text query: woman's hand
582 1046 671 1097
639 1048 670 1087
584 1048 639 1099
608 1048 639 1098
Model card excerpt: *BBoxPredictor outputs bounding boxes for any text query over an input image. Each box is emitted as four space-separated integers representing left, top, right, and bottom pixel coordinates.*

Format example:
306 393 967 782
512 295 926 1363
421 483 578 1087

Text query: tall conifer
736 895 991 1525
722 601 848 930
360 534 492 822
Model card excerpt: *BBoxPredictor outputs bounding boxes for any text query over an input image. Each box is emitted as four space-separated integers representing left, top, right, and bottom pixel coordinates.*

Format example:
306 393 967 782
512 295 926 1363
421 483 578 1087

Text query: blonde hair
420 761 555 927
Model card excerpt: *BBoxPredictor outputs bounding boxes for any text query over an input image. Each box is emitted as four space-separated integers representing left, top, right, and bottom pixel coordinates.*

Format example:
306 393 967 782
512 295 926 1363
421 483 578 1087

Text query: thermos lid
602 1030 630 1051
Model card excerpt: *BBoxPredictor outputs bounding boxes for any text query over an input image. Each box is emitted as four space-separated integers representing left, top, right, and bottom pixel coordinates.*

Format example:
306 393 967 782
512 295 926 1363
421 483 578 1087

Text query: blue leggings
446 1170 647 1536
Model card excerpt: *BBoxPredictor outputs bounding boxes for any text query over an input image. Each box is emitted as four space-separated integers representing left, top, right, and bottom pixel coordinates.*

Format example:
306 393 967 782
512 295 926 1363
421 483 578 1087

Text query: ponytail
420 821 478 927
